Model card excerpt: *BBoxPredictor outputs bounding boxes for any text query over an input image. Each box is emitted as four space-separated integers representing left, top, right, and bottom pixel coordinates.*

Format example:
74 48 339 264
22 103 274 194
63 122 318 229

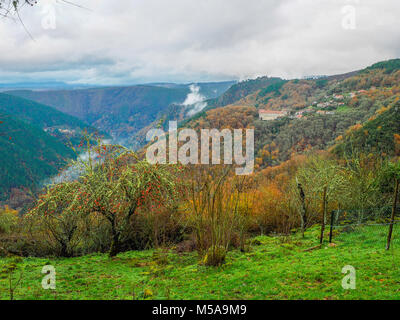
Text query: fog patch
184 84 208 117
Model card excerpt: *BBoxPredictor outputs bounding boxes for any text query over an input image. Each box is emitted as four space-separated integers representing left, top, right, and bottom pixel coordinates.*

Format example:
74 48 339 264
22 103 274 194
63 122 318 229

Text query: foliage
82 148 183 257
0 256 24 301
363 59 400 74
257 80 288 98
186 165 251 265
0 114 76 200
210 77 283 108
0 206 18 235
27 181 84 257
0 93 92 135
8 85 192 140
334 101 400 157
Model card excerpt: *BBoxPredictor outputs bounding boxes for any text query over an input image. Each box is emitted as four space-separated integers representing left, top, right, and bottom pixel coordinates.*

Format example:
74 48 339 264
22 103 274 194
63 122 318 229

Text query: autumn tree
297 155 348 244
187 165 249 266
80 144 182 257
28 181 84 257
343 154 384 223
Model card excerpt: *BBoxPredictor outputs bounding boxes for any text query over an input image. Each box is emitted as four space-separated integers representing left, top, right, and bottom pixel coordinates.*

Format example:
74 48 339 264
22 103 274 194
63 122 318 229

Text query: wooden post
387 178 399 250
297 180 307 238
329 210 335 243
320 186 327 245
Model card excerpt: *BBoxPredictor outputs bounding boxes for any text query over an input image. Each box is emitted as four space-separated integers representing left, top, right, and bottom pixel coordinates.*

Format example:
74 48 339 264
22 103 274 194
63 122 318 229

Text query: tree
80 144 182 257
344 154 384 223
28 181 84 257
297 155 348 244
0 0 36 16
187 165 249 265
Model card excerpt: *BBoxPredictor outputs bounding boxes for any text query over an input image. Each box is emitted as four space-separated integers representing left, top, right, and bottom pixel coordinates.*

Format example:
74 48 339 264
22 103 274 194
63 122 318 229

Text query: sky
0 0 399 85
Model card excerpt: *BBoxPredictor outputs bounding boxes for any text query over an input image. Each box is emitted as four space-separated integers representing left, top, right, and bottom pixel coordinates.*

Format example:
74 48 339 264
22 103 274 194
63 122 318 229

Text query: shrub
187 165 251 263
27 181 85 257
203 246 226 266
0 206 19 235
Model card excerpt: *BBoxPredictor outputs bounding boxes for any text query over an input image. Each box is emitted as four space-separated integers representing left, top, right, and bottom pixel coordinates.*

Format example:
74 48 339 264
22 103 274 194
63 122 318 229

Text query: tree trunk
386 178 399 250
109 232 122 257
109 217 122 257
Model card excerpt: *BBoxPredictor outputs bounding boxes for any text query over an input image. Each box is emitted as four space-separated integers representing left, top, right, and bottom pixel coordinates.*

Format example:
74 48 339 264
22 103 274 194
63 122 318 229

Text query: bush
187 165 251 262
0 206 19 235
203 246 226 266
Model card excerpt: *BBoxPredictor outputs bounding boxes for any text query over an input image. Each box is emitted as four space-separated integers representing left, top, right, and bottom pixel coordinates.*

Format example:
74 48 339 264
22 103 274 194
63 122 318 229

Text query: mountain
0 81 97 92
0 93 101 204
0 93 91 130
362 58 400 74
334 100 400 157
177 59 400 169
0 114 76 201
6 82 235 141
149 81 235 99
207 76 284 108
6 85 188 139
0 93 100 146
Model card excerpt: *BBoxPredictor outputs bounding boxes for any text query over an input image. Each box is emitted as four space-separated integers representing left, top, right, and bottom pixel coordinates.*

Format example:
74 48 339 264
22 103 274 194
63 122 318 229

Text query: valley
1 59 400 301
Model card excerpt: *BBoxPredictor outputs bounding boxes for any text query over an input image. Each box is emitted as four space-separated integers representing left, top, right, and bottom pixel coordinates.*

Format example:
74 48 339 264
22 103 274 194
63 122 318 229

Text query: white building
259 109 288 121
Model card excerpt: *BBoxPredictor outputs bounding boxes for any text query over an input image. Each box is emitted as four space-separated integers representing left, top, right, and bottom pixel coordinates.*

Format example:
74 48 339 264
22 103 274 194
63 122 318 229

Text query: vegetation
334 101 400 157
1 59 400 300
2 225 400 300
363 58 400 74
0 93 89 132
0 114 76 201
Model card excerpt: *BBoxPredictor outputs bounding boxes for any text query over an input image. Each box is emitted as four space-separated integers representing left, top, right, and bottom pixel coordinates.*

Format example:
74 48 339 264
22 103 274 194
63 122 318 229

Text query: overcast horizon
0 0 400 86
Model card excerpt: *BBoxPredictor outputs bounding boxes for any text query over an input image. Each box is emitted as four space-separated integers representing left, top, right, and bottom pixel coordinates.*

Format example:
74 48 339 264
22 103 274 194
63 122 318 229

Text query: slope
0 114 76 200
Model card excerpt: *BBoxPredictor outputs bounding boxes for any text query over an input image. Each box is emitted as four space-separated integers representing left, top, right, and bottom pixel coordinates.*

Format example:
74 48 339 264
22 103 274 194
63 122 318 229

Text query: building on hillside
259 109 288 121
317 110 335 115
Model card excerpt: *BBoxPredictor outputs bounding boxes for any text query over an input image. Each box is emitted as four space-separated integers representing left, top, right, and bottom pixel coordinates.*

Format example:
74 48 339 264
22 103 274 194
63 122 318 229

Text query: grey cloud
0 0 399 84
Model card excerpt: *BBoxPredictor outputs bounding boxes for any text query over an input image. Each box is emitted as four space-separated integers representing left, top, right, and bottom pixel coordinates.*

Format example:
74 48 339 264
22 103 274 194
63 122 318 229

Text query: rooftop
259 109 287 114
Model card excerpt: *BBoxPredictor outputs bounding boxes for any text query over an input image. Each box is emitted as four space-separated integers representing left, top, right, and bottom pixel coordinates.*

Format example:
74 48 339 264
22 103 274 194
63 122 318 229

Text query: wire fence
325 207 400 249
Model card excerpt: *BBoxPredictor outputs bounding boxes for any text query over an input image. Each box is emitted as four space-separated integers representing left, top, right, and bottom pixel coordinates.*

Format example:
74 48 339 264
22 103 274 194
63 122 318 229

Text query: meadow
1 225 400 300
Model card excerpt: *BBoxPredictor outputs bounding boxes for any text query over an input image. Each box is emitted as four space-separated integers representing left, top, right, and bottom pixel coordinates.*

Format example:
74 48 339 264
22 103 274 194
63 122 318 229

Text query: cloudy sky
0 0 399 85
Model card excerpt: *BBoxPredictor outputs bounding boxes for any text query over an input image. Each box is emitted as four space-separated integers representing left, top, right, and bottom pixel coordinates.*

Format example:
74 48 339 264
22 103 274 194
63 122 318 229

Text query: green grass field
1 225 400 300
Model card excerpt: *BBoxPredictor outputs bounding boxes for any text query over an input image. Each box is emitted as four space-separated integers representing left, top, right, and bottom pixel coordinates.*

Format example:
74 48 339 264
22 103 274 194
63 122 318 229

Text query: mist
184 84 208 117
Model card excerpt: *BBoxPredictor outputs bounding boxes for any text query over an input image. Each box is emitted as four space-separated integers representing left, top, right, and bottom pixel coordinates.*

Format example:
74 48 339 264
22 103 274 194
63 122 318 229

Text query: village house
259 109 288 121
317 110 335 115
317 101 332 108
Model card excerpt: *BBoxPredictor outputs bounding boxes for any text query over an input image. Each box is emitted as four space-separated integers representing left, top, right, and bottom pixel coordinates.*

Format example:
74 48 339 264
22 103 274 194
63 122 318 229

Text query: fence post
329 210 335 243
319 186 327 245
387 178 399 250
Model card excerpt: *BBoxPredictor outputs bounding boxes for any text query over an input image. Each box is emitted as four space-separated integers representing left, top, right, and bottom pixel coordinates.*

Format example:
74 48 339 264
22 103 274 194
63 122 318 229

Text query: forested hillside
334 100 400 157
0 114 75 202
0 93 90 130
208 76 283 108
7 86 190 139
1 60 400 302
181 59 400 169
0 93 99 146
7 82 234 141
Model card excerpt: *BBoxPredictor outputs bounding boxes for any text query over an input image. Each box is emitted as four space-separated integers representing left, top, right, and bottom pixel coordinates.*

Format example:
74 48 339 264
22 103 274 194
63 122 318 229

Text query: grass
1 225 400 300
336 105 351 113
